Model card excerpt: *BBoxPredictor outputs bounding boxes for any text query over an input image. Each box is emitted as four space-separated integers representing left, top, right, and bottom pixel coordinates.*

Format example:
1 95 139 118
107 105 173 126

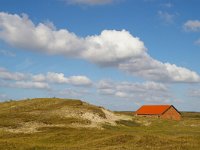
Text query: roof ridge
142 105 171 106
135 105 173 115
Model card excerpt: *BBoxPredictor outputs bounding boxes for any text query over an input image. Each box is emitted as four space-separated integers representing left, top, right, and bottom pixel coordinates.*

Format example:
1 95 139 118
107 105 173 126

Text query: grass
0 98 200 150
116 119 140 127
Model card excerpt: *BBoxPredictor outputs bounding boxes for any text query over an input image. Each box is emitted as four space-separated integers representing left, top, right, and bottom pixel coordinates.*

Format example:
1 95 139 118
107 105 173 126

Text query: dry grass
0 98 199 150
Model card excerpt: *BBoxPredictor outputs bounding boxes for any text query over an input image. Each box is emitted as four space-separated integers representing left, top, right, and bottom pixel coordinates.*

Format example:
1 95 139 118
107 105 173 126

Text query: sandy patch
2 122 65 133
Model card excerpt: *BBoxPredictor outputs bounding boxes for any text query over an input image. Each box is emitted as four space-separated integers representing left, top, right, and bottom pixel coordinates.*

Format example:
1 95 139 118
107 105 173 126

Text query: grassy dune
0 98 199 150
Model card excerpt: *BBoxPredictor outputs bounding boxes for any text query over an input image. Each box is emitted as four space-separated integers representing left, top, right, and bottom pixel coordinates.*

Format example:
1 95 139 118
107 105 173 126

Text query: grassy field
0 98 199 150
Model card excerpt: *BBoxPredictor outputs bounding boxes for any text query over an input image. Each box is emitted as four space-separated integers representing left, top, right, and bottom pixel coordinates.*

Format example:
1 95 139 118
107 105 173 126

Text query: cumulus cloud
0 13 83 56
0 12 146 66
65 0 117 5
0 67 92 87
0 67 27 81
98 80 168 93
119 54 200 83
33 72 92 86
14 81 50 89
68 76 92 86
31 74 46 82
183 20 200 32
0 79 50 90
45 72 69 83
82 30 146 66
0 12 199 83
97 80 171 103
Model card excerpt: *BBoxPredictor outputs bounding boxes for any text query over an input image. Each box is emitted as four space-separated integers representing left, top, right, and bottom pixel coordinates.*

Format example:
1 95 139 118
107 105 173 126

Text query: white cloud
14 81 50 89
115 91 128 98
0 79 50 90
0 12 199 83
68 76 92 86
97 80 171 103
45 72 92 86
98 80 167 93
0 67 27 81
35 72 92 86
0 12 146 66
65 0 116 5
32 74 46 82
46 72 69 83
119 54 200 83
0 12 83 56
158 11 176 24
0 68 49 90
183 20 200 32
0 67 93 87
83 30 146 66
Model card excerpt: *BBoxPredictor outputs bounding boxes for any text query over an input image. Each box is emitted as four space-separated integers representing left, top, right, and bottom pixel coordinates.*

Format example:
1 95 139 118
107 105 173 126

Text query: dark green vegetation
0 98 200 150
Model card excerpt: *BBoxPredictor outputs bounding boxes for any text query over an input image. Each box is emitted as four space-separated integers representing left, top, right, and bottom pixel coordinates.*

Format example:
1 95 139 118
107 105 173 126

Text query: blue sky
0 0 200 111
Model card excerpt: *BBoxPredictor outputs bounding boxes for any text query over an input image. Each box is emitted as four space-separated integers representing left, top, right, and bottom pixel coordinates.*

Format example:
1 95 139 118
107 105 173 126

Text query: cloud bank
0 66 174 103
119 54 200 83
0 67 92 89
0 12 199 83
97 80 171 103
33 72 92 86
0 67 27 81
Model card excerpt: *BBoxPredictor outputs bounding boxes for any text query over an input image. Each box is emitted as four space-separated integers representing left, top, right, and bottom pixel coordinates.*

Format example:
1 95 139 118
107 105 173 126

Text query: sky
0 0 200 111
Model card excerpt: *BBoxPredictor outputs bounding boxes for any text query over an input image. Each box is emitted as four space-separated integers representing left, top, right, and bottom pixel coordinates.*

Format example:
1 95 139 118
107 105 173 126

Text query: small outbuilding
135 105 181 120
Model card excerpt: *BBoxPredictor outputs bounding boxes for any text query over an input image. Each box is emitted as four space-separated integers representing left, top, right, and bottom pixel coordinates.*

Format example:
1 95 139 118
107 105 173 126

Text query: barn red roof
135 105 171 115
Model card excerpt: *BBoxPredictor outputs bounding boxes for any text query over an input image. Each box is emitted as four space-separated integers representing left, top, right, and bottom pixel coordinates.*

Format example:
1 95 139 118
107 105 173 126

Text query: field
0 98 199 150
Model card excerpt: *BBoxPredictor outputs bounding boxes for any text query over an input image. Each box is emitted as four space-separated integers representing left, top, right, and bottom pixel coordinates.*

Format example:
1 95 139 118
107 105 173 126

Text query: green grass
0 98 200 150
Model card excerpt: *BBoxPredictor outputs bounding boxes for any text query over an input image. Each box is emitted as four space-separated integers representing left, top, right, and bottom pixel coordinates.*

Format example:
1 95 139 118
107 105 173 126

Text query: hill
0 98 200 150
0 98 131 133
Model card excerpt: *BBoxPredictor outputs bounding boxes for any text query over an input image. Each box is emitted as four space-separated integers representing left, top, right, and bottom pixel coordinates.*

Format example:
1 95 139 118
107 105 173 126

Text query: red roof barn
135 105 181 120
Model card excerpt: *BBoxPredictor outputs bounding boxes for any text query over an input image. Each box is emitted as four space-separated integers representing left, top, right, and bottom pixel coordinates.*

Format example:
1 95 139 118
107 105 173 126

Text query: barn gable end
161 106 181 120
